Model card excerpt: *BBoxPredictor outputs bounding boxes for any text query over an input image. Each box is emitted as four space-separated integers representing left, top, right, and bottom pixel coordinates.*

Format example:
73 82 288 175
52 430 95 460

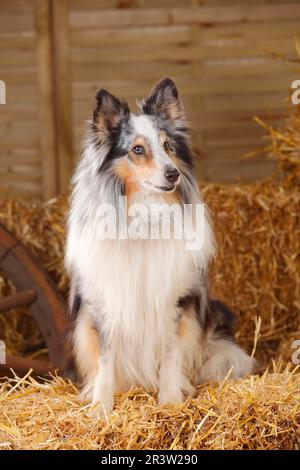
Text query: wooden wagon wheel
0 222 74 378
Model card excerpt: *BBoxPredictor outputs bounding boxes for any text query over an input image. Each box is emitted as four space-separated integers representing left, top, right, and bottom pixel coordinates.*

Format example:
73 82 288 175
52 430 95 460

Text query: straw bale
0 363 299 450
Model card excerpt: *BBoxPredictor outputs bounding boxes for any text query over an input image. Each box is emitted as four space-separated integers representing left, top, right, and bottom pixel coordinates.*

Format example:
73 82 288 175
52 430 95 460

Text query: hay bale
0 364 299 450
205 179 300 364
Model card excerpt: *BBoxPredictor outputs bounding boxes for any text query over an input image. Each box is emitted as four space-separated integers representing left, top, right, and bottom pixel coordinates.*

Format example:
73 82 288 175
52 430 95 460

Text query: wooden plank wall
0 0 46 198
0 0 300 199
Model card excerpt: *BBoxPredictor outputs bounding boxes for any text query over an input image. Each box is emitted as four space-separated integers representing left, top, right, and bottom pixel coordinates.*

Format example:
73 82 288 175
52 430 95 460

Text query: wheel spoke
0 354 55 376
0 290 37 312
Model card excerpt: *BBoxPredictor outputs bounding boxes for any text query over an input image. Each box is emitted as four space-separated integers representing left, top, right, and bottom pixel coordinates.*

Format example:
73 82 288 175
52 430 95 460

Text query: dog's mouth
155 184 175 192
145 181 176 192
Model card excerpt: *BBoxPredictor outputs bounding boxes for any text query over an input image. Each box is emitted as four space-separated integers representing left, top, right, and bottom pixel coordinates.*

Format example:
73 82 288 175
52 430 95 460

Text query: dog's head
91 78 193 197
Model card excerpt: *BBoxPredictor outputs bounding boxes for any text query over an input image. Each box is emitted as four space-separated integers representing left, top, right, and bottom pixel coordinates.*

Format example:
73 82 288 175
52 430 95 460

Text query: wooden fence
1 0 300 199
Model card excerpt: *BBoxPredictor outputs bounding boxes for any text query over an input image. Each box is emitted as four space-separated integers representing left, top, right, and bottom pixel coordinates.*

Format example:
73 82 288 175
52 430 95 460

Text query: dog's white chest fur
72 229 198 390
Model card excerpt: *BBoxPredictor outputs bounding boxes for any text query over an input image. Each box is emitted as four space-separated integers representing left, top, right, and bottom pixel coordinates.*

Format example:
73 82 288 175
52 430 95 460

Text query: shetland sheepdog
65 78 254 417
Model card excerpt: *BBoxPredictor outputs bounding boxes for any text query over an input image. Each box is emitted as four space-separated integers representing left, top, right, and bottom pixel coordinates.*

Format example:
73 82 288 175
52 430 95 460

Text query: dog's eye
132 145 144 155
163 141 171 151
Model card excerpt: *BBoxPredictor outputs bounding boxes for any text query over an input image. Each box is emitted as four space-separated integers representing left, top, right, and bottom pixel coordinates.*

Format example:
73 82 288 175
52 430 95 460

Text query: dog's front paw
181 377 197 398
158 388 184 405
88 395 114 420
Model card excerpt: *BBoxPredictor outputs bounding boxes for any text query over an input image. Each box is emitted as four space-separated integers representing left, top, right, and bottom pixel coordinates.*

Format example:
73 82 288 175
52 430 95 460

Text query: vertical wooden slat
51 0 73 193
190 0 205 179
35 0 57 199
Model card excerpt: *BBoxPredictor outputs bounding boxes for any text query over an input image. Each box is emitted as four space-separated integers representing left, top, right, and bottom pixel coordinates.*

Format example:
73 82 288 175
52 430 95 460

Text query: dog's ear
141 77 184 122
93 89 130 133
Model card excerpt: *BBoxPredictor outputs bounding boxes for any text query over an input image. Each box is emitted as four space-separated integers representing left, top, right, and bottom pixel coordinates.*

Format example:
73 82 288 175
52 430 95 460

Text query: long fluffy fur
65 78 254 415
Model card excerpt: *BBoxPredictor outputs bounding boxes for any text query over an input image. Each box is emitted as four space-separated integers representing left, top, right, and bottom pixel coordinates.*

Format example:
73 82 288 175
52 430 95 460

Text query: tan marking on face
114 159 139 200
127 135 161 183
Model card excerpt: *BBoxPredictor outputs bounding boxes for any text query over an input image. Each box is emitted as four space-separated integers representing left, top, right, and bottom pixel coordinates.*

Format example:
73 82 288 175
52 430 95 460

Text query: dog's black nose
164 166 180 184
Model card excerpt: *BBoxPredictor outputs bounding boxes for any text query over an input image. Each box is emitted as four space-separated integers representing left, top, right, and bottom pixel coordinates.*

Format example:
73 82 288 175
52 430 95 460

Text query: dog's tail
199 299 256 383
